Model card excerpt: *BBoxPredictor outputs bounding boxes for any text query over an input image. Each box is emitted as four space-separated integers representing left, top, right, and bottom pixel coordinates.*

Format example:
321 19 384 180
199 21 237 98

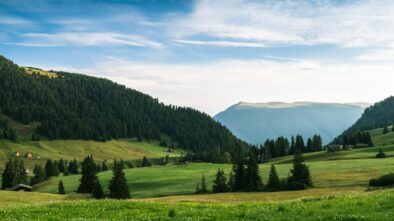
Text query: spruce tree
232 159 245 191
45 160 54 178
244 153 262 192
383 126 389 134
109 161 130 199
267 164 280 190
92 179 105 199
102 160 108 171
200 173 208 193
228 171 234 191
288 146 312 190
1 159 14 189
376 148 386 158
212 169 228 193
77 156 97 193
58 180 66 194
195 183 200 194
31 164 46 185
141 156 152 167
16 159 28 185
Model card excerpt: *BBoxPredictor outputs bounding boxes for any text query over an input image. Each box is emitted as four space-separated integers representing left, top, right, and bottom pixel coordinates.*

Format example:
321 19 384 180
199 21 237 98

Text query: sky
1 0 394 115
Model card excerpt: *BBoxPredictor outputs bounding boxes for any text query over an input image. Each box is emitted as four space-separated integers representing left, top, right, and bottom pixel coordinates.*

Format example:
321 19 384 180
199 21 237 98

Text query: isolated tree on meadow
267 164 280 190
288 146 312 190
244 153 262 192
77 155 97 193
199 173 208 194
212 169 229 193
232 158 245 192
376 148 386 158
109 160 130 199
228 171 234 191
141 156 152 167
58 180 66 194
30 164 46 185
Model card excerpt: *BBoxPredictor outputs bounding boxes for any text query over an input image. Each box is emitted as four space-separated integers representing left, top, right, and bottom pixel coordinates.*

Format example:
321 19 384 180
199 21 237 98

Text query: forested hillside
0 56 248 159
333 96 394 144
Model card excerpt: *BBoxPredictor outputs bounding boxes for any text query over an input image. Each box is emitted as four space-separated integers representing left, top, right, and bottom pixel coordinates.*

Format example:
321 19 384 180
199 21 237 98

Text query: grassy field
0 138 182 183
1 189 394 220
33 147 394 199
23 67 58 78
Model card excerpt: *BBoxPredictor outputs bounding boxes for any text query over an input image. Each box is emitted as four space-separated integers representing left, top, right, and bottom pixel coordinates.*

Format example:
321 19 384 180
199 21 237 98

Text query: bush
369 173 394 187
168 209 176 218
376 149 386 158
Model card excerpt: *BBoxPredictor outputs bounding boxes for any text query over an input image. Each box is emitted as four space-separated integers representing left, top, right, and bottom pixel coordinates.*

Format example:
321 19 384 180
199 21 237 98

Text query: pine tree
288 146 312 190
232 158 245 191
31 164 46 185
141 156 152 167
45 160 54 178
58 180 66 194
244 153 262 192
200 173 208 193
68 159 79 174
267 164 280 190
212 169 228 193
58 158 65 173
376 148 386 158
1 159 14 189
77 156 97 193
383 126 389 134
228 171 234 191
92 179 105 199
195 183 200 194
109 161 130 199
102 160 108 171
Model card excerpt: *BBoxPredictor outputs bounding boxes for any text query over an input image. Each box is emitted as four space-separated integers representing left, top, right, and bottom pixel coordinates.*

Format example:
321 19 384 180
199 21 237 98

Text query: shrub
376 149 386 158
168 209 176 218
369 173 394 187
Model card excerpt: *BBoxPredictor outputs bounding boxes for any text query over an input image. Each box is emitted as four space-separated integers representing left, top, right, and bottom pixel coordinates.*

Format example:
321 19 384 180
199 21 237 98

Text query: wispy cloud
170 0 394 48
0 16 31 25
12 32 163 48
173 39 266 48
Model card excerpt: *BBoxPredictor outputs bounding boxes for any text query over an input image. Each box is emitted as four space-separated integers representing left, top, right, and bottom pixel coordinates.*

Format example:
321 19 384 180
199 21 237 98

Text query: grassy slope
34 149 394 199
1 189 394 220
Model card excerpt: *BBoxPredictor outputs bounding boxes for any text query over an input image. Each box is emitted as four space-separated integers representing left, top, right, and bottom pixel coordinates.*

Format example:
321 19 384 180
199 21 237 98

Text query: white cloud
43 57 394 115
16 32 163 48
170 0 394 47
172 39 266 47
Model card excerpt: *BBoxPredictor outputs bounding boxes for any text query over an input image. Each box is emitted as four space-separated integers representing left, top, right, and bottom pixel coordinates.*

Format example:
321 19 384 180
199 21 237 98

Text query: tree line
196 145 312 194
258 135 322 162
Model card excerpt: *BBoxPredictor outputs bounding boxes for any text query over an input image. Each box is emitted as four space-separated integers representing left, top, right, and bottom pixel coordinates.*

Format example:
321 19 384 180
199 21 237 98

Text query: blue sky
1 0 394 114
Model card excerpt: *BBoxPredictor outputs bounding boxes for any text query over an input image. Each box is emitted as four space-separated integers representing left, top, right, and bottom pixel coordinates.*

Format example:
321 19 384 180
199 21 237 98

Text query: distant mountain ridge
214 101 369 145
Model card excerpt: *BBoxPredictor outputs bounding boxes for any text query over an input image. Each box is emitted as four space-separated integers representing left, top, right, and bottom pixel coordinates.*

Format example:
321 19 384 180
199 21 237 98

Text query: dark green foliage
267 164 280 190
77 156 97 193
168 209 176 218
92 179 105 199
58 158 65 173
45 160 59 178
369 173 394 187
141 156 152 167
232 159 245 192
228 171 234 191
288 146 312 190
58 180 66 194
109 160 130 199
0 118 17 141
1 159 28 189
0 56 249 162
30 164 46 185
212 169 229 193
198 174 208 194
68 159 79 174
376 148 386 158
383 126 389 134
244 153 262 192
101 160 108 171
334 96 394 144
342 132 373 147
195 184 200 194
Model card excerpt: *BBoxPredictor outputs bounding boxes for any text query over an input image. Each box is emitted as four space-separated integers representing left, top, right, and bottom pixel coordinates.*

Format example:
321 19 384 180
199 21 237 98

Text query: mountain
333 96 394 144
214 101 369 145
0 55 248 160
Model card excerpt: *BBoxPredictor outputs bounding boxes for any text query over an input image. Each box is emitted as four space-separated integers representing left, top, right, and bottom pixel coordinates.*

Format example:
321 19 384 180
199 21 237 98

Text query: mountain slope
333 96 394 144
0 55 248 157
214 102 368 144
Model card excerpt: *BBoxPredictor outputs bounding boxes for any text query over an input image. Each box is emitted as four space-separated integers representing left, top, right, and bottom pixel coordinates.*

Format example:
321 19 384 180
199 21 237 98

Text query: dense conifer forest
0 56 249 160
333 96 394 144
